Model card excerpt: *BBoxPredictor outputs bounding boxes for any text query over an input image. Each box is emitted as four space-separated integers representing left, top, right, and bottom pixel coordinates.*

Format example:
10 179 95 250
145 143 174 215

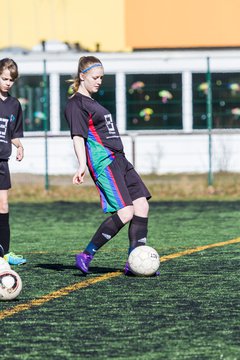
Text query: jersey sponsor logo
106 135 120 139
104 114 116 135
0 118 8 139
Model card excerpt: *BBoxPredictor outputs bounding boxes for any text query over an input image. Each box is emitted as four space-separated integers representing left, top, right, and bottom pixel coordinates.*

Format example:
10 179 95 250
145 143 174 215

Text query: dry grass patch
9 172 240 203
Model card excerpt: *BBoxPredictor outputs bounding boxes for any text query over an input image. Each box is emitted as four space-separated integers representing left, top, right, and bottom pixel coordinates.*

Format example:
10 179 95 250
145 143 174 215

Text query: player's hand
16 146 24 161
73 169 85 184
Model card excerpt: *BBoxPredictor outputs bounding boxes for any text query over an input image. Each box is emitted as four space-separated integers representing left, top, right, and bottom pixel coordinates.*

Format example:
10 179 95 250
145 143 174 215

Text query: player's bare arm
73 135 86 184
11 138 24 161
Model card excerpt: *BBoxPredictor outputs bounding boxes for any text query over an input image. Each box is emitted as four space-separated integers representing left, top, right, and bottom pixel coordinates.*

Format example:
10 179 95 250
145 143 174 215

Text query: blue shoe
4 252 27 265
124 261 160 277
75 252 93 274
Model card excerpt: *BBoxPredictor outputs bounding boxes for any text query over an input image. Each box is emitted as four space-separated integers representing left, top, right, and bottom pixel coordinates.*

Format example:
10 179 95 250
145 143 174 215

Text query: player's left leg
125 197 159 276
124 197 149 275
128 197 149 252
0 190 10 255
0 192 26 265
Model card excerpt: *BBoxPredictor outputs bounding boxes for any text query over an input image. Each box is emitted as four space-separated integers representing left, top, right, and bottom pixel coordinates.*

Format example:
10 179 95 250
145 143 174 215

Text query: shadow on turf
35 263 121 275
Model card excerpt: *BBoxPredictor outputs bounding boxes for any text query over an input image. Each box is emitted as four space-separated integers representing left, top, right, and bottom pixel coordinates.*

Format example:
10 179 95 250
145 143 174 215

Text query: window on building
193 73 240 129
126 74 182 130
11 75 50 131
60 75 116 131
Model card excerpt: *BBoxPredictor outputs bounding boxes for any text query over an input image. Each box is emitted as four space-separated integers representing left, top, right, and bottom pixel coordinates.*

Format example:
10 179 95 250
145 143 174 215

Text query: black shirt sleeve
11 100 23 139
65 96 89 139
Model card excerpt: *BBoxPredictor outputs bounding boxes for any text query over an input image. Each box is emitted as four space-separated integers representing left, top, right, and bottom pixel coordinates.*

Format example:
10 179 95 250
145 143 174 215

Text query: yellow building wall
0 0 125 52
125 0 240 49
1 0 240 52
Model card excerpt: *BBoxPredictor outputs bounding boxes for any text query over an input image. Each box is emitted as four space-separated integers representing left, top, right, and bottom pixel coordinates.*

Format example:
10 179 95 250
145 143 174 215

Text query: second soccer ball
0 269 23 301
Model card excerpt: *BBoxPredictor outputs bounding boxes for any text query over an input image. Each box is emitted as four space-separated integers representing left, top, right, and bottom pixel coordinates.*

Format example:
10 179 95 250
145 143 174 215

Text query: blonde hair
68 56 102 94
0 58 19 80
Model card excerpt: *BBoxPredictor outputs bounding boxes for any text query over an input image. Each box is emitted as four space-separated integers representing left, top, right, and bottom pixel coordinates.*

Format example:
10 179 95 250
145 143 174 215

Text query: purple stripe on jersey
99 189 109 213
104 166 126 209
95 184 108 212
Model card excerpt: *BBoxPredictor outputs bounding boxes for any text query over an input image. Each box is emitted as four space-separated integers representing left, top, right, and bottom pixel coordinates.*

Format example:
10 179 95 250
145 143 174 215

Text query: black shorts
0 160 11 190
95 153 151 213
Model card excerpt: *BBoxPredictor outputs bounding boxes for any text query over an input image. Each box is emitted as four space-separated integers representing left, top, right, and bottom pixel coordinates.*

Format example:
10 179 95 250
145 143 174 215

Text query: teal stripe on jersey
86 118 115 180
86 139 114 180
96 166 126 213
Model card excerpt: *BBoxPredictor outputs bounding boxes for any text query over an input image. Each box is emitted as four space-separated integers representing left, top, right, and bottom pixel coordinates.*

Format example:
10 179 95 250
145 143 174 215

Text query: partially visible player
0 58 26 265
0 244 4 257
65 56 159 276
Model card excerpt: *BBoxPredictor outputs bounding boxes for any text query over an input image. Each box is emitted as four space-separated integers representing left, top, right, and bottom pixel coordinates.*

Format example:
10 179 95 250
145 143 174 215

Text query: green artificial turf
0 201 239 360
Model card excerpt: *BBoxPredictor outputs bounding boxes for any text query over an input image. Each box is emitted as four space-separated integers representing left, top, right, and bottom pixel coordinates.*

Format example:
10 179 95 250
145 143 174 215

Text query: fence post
130 133 137 167
206 57 213 186
43 57 49 190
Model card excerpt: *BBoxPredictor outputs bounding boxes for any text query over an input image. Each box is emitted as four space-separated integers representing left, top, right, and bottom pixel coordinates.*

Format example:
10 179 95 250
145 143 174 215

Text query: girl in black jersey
65 56 158 276
0 58 26 265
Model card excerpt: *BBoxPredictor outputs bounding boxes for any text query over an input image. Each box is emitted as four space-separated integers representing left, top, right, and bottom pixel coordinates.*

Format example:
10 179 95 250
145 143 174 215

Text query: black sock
128 215 148 254
0 213 10 254
85 213 125 255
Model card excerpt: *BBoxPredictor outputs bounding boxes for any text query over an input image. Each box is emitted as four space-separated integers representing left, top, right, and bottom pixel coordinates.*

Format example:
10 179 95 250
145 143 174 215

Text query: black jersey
65 92 123 151
65 92 124 179
0 95 23 160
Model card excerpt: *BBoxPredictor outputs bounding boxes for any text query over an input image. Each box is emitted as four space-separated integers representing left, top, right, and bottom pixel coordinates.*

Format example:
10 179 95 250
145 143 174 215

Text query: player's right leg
75 206 133 274
75 160 134 274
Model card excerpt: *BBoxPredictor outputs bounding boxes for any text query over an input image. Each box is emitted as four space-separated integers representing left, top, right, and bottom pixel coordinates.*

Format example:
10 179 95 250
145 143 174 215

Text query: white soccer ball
0 257 11 271
0 269 22 301
128 245 160 276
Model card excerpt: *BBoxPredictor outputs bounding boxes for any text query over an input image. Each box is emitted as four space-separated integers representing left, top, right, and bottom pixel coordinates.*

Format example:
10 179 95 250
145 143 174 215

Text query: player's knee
133 198 149 217
0 200 9 213
117 206 134 224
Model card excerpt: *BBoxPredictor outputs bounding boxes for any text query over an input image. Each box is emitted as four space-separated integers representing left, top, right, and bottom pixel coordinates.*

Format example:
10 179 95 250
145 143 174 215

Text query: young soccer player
0 58 26 265
65 56 158 276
